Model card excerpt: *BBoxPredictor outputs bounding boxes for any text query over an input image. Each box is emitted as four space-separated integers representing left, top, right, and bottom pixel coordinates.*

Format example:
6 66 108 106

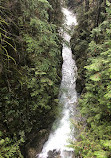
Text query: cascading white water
37 8 77 158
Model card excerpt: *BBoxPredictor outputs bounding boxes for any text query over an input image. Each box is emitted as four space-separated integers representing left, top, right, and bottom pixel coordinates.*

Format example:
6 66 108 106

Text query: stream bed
37 7 77 158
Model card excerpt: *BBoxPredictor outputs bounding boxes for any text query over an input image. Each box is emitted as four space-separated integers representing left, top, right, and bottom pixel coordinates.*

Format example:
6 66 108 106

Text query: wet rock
47 149 61 158
47 150 76 158
24 129 50 158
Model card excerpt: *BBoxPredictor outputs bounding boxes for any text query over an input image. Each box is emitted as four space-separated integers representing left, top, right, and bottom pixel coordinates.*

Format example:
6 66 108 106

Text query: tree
70 1 111 157
0 0 63 157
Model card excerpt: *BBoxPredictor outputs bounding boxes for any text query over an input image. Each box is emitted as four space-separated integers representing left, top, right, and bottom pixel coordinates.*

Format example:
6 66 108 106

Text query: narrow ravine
37 8 77 158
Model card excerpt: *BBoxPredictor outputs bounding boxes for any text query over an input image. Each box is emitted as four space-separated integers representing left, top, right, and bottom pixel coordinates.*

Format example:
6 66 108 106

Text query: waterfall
37 7 77 158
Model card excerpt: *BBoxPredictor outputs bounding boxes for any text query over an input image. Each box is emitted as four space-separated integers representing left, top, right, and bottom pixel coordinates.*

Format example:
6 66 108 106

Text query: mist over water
37 8 77 158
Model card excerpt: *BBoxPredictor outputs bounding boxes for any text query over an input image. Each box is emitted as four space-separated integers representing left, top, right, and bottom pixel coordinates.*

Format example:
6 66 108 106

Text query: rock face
47 150 76 158
23 129 50 158
47 150 61 158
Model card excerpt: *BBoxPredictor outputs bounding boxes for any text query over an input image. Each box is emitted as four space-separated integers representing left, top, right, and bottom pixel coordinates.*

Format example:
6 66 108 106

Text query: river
37 7 77 158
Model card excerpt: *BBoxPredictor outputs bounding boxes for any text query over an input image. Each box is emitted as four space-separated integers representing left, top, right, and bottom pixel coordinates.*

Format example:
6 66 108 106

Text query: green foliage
0 0 63 157
70 0 106 93
70 1 111 158
0 132 24 158
47 0 63 26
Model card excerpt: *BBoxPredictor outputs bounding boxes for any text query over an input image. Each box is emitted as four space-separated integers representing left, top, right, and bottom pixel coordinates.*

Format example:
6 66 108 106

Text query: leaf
40 78 53 85
94 150 108 158
35 71 46 75
90 73 101 81
104 91 111 99
85 58 103 71
101 140 111 150
106 0 111 7
31 91 39 97
0 139 5 145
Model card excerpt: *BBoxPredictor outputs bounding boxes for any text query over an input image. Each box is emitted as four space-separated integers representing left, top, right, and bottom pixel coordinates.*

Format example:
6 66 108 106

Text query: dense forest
68 0 111 158
0 0 63 157
0 0 111 158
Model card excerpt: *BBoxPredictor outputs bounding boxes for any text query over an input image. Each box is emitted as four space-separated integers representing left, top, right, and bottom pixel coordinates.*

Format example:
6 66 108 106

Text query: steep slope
0 0 63 157
69 0 111 157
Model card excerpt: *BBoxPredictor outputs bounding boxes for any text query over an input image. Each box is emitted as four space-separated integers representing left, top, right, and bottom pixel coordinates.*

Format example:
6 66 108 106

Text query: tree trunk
85 0 89 13
96 0 103 27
